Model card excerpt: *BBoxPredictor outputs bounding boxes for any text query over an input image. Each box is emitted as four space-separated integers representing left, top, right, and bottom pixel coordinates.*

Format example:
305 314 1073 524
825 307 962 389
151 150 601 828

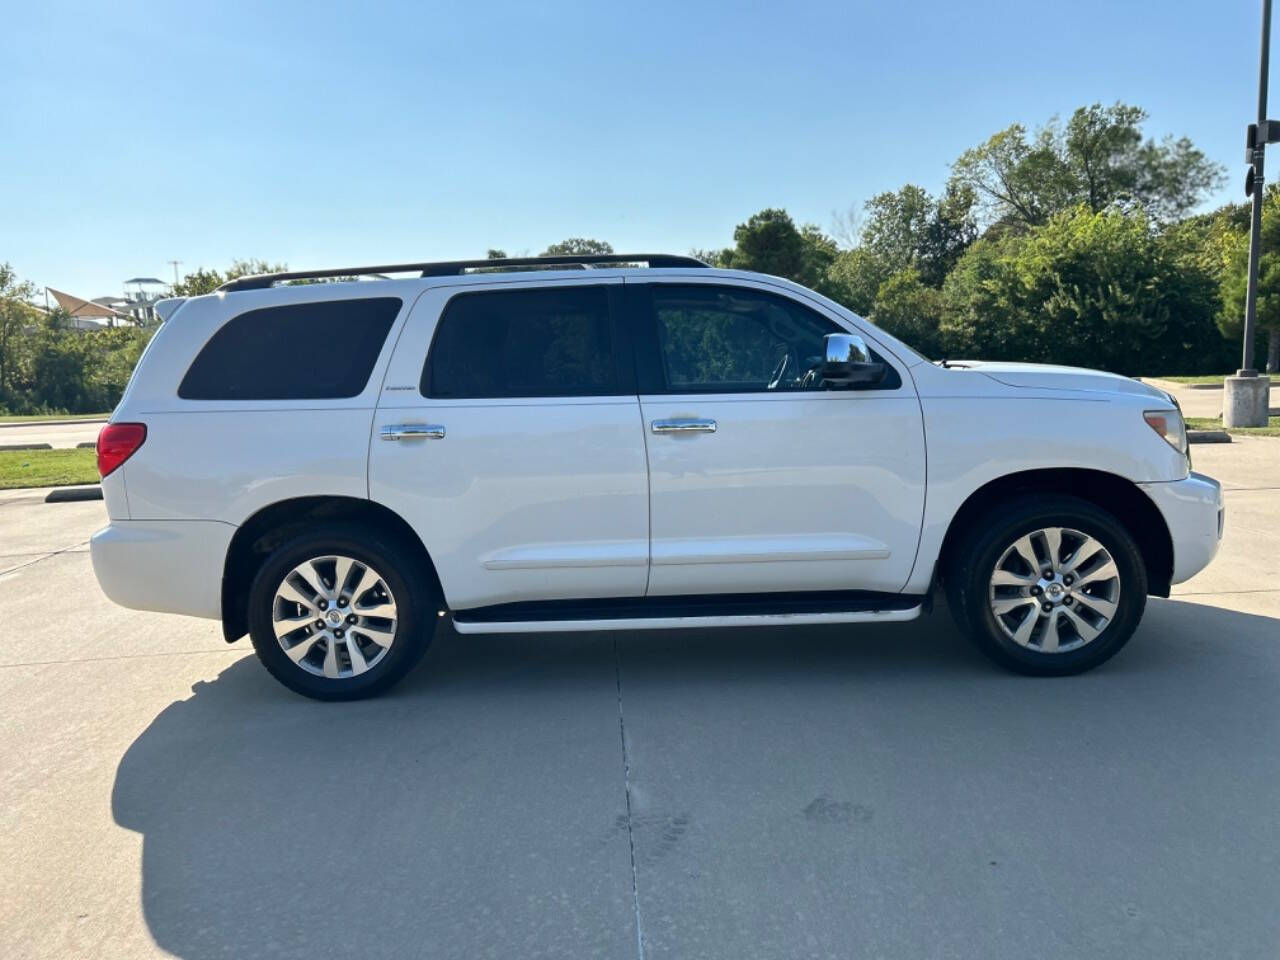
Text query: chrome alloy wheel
988 527 1121 654
272 555 398 678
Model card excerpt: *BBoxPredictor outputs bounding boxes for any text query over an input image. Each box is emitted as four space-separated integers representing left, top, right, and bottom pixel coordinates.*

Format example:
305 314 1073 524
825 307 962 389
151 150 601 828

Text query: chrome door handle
380 423 445 441
651 418 717 434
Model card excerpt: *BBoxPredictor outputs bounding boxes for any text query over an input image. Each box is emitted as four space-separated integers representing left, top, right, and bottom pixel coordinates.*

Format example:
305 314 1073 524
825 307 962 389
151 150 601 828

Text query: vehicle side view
90 254 1223 700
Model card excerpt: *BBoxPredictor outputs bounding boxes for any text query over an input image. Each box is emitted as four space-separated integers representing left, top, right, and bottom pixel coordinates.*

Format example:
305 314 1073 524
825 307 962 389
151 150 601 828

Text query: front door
369 278 649 610
629 279 926 597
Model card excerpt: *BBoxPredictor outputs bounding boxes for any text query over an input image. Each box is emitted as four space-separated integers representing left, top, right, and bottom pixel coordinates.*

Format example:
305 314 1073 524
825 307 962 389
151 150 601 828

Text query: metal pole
1243 0 1273 375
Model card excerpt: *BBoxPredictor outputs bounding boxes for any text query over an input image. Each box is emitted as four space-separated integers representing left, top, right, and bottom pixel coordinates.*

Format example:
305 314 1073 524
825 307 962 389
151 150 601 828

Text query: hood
945 361 1174 403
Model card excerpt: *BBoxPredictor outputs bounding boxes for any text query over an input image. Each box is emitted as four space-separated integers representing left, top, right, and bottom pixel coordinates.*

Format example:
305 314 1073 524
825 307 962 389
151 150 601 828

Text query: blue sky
0 0 1265 296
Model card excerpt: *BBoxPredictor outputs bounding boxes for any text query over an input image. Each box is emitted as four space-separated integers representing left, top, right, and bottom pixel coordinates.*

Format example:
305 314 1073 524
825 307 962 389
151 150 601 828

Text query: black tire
944 495 1147 676
247 523 436 700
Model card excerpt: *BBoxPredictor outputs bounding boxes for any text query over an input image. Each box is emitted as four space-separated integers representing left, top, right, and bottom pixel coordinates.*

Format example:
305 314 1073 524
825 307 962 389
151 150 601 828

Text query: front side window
652 285 840 393
178 297 401 400
422 286 617 398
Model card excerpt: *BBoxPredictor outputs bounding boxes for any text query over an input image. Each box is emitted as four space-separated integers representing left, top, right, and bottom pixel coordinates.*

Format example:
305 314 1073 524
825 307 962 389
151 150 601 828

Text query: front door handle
380 423 445 441
651 418 717 435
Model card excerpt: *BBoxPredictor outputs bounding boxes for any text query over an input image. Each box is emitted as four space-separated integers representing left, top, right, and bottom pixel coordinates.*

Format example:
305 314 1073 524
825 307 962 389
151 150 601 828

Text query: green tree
540 238 614 256
869 268 945 358
720 209 838 292
1219 188 1280 372
825 247 892 315
951 103 1222 229
0 264 39 407
941 205 1227 374
172 258 287 296
856 183 977 287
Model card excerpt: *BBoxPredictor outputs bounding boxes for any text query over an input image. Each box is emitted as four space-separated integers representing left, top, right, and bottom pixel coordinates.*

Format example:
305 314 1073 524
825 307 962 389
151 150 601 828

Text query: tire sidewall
248 526 431 700
962 497 1147 675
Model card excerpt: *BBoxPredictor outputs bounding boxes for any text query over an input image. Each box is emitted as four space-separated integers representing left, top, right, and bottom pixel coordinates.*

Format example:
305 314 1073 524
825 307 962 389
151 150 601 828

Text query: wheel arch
936 468 1174 598
221 496 444 642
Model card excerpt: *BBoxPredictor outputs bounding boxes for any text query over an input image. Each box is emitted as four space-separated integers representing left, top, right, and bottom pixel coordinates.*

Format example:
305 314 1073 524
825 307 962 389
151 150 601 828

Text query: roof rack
216 254 708 292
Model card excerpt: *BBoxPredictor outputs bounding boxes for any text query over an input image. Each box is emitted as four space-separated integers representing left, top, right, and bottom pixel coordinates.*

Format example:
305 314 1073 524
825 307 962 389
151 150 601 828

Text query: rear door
369 278 650 610
628 278 926 597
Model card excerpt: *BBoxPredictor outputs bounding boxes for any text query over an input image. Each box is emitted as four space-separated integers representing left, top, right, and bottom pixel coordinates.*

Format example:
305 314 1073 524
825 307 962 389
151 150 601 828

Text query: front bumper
90 519 235 620
1138 472 1223 585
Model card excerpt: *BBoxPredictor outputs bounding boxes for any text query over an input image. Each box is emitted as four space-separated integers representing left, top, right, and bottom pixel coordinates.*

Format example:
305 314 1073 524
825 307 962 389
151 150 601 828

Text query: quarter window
422 286 617 398
178 298 401 400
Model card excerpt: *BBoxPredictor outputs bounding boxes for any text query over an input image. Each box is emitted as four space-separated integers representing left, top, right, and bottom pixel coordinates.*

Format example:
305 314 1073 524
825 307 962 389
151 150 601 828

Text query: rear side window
422 286 617 398
178 298 401 400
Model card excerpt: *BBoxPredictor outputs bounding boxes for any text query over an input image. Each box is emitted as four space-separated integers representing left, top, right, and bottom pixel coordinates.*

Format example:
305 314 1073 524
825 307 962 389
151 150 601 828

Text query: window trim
626 282 902 396
418 284 636 400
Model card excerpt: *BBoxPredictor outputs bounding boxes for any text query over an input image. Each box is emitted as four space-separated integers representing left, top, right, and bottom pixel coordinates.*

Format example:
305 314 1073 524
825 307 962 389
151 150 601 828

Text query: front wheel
247 524 436 700
945 495 1147 675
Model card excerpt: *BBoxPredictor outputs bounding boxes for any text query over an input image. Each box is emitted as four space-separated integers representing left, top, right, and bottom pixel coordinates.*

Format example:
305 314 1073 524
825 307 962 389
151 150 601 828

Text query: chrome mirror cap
822 333 886 386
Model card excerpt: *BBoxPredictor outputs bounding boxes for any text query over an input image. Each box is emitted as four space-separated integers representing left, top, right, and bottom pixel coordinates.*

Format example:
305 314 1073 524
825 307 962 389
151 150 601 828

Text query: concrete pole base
1223 374 1271 427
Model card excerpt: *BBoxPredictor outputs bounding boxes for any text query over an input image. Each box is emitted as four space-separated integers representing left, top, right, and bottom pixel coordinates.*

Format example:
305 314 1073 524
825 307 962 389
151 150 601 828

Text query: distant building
47 276 171 328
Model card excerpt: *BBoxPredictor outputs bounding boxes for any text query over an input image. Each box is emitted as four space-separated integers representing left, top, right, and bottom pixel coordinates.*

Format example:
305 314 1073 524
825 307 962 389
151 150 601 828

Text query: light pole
1228 0 1276 426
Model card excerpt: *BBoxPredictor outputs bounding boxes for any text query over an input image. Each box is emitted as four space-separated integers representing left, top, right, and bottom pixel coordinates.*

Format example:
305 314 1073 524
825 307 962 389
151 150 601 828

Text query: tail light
97 422 147 477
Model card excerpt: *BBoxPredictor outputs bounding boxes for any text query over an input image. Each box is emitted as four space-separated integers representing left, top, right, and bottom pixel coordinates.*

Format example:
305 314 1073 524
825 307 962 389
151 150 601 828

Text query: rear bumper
1138 472 1223 585
90 519 235 620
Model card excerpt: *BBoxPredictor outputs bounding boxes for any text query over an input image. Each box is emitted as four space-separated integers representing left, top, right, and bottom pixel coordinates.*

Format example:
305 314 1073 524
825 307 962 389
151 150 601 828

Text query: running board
451 591 924 635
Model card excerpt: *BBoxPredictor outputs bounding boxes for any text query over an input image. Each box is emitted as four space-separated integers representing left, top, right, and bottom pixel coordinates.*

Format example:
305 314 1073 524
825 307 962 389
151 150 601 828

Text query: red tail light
97 422 147 477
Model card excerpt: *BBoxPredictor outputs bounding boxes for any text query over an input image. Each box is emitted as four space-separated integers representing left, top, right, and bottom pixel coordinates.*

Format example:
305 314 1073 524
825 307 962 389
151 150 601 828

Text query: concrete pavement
1 441 1278 959
0 419 105 450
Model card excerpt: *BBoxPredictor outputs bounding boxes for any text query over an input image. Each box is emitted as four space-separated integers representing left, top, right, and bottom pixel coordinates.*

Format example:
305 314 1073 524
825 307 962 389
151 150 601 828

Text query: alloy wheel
987 527 1121 654
272 555 398 678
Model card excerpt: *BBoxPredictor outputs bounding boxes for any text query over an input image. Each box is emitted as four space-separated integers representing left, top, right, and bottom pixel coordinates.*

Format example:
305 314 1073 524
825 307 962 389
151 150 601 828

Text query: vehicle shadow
111 598 1280 960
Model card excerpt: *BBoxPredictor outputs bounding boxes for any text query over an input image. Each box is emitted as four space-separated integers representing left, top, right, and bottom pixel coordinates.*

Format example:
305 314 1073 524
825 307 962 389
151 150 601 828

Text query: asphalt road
2 440 1278 960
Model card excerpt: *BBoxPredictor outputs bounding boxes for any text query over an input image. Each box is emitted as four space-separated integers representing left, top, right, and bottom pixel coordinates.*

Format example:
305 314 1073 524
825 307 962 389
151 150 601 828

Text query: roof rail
216 254 708 292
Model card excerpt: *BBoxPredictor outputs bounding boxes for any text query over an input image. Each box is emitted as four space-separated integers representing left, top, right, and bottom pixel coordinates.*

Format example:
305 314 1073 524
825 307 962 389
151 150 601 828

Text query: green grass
0 448 100 489
0 412 109 423
1154 374 1279 385
1187 416 1280 438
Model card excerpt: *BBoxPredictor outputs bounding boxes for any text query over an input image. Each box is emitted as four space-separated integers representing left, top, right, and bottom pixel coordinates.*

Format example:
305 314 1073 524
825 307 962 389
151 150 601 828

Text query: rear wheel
945 495 1147 675
247 524 436 700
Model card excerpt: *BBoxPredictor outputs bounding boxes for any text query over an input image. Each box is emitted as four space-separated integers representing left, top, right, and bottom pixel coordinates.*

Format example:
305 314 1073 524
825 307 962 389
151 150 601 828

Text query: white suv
90 254 1223 700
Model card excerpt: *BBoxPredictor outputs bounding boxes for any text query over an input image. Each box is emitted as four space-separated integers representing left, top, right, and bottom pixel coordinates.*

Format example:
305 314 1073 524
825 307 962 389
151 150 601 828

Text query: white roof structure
47 287 128 320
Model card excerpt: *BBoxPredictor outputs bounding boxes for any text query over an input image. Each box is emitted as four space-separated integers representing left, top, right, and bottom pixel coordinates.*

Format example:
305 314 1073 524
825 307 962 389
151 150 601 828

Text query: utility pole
167 260 182 288
1228 0 1276 426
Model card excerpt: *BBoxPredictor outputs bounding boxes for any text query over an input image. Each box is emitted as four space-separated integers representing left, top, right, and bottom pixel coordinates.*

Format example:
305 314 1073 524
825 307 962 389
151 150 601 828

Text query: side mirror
821 333 886 386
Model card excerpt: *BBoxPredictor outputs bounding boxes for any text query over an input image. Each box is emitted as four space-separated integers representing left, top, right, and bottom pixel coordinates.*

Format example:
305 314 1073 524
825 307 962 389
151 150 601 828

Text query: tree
0 264 38 405
825 247 892 316
857 184 977 287
941 205 1227 374
720 208 838 291
172 258 287 297
950 103 1222 229
869 268 945 358
540 238 613 256
1219 188 1280 372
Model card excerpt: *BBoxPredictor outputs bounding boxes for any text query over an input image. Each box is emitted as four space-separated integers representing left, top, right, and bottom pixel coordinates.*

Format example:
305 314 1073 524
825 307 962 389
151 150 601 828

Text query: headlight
1144 409 1188 456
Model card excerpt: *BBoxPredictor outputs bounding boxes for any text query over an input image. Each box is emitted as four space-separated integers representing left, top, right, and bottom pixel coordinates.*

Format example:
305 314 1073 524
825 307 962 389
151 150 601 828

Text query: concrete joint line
613 635 646 960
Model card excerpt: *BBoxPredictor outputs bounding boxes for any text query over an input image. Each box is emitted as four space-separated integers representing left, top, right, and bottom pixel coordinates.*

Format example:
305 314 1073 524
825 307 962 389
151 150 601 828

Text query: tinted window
652 285 840 392
423 286 617 398
179 298 400 400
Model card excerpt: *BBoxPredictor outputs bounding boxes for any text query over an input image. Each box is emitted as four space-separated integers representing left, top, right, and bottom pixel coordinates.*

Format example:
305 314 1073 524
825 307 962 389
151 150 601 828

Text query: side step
450 591 924 635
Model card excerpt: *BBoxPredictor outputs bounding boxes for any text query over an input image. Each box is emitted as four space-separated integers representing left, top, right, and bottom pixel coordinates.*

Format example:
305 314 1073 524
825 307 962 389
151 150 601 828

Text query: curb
1188 430 1231 444
0 443 53 452
44 486 103 503
0 417 108 429
77 442 97 449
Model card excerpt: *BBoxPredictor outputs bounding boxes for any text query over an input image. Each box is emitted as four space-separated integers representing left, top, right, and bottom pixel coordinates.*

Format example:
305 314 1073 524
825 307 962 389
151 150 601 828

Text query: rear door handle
651 418 717 434
380 423 445 441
